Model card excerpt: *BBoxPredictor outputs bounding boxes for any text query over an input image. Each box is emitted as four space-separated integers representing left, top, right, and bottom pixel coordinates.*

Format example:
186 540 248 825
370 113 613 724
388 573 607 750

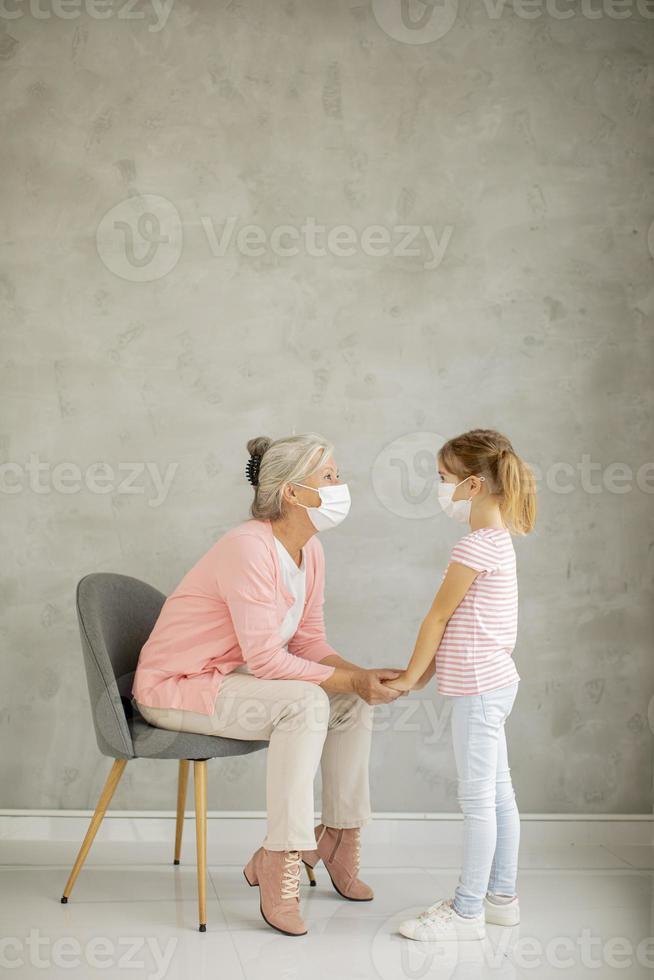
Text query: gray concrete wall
2 0 653 813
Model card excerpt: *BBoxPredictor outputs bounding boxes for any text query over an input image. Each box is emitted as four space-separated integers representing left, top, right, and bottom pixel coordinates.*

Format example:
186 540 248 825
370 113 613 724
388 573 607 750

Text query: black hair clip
245 453 262 487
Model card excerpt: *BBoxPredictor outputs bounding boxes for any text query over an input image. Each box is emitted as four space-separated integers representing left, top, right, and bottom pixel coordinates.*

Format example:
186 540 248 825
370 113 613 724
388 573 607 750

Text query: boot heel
243 859 258 887
303 861 316 887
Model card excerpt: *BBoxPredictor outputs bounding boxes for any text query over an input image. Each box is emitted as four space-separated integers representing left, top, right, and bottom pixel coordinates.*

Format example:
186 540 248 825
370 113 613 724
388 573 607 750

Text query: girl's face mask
292 481 351 532
437 475 484 523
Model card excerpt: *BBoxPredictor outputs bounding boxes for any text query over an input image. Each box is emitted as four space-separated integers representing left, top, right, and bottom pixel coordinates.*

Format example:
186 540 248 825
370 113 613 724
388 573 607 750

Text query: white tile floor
1 839 653 980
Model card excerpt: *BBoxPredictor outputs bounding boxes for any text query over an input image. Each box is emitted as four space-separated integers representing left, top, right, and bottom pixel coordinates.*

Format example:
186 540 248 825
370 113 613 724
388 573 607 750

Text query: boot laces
281 850 301 901
353 829 361 873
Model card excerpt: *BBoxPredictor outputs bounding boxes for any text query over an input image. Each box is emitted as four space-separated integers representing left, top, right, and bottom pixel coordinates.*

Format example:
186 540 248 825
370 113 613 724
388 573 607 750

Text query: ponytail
497 449 536 535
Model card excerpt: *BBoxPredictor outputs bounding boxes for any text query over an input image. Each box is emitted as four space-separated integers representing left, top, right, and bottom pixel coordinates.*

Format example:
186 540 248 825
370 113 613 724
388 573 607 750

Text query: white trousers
136 672 374 851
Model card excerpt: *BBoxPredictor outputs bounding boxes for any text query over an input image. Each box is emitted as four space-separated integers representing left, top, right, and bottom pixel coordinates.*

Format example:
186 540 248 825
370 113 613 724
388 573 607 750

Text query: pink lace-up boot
243 847 307 935
302 824 373 901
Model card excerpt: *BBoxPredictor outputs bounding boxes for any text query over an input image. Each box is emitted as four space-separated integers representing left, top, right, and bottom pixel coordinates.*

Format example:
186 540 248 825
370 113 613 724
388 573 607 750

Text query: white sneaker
484 894 520 926
399 899 486 942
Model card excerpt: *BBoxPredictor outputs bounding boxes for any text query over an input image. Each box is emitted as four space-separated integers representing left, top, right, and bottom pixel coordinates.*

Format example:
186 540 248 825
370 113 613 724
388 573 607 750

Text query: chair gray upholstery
76 572 268 761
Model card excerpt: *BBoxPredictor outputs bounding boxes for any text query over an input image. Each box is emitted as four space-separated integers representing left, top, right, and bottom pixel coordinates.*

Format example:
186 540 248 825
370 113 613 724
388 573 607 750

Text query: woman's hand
352 669 405 705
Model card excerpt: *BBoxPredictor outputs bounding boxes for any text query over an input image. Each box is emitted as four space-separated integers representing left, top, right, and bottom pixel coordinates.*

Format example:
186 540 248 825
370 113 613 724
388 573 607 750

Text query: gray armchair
60 572 267 931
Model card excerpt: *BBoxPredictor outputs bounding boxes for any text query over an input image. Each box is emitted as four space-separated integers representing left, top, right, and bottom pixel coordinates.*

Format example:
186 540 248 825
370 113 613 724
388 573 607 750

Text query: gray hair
246 432 335 521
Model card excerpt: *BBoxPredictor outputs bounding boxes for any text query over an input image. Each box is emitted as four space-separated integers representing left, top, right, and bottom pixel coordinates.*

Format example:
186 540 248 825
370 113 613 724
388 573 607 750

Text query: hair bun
246 436 272 458
245 436 271 488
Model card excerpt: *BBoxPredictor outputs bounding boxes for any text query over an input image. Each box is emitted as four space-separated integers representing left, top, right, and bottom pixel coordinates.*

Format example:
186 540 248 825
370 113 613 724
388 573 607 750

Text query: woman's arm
319 662 404 704
383 561 479 692
318 652 360 671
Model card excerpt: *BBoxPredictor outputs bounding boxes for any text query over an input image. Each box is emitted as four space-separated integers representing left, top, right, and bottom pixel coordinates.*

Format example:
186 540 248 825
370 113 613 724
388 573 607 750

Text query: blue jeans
450 681 520 918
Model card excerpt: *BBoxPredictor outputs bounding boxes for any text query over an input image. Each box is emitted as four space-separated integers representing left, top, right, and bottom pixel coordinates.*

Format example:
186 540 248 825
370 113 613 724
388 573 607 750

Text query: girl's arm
412 659 435 691
383 561 479 692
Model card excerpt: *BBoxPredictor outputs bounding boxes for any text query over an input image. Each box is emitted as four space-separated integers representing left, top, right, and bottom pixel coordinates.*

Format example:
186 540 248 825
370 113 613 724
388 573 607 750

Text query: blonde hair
438 429 537 535
246 432 335 521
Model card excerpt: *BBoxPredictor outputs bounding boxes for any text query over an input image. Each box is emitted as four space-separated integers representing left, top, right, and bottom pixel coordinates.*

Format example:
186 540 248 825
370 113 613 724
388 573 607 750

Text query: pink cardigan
131 518 338 715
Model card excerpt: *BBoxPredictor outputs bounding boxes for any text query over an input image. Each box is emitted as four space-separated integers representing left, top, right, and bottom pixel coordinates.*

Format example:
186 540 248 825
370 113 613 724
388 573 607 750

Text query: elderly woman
131 432 402 936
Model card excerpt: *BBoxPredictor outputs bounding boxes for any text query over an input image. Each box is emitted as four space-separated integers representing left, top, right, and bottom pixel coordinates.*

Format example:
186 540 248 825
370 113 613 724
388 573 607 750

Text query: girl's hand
381 672 414 693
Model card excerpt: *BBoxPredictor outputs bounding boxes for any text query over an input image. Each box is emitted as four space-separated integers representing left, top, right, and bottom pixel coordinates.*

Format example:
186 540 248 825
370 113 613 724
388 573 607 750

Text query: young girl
384 429 536 943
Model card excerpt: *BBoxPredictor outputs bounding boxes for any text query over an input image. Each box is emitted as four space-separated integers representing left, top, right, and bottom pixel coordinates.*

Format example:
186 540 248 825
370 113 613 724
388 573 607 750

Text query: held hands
353 669 407 705
381 660 435 694
380 671 415 694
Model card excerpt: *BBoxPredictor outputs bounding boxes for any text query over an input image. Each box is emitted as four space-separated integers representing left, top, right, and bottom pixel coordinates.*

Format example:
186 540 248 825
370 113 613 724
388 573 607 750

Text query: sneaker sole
485 912 520 926
399 925 486 942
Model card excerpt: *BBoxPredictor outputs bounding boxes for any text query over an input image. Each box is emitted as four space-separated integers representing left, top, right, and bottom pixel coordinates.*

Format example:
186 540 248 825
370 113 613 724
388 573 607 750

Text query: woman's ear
282 482 298 506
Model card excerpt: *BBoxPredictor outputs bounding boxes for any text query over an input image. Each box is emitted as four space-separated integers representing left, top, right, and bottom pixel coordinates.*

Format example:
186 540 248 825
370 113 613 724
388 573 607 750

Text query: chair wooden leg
193 760 208 932
61 758 128 903
173 760 189 865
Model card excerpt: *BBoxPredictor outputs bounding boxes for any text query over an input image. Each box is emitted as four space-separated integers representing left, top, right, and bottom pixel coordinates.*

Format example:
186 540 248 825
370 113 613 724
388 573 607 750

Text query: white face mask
292 482 351 532
437 475 484 523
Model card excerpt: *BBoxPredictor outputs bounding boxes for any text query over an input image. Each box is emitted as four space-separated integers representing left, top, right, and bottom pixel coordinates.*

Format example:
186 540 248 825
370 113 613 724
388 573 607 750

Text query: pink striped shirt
435 527 520 696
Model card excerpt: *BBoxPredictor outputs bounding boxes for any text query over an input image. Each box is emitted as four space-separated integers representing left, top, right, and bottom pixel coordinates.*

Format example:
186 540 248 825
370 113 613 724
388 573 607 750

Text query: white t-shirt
233 537 306 674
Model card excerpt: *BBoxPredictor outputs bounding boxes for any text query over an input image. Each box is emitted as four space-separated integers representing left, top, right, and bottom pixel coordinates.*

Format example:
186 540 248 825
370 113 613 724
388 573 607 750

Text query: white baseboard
1 810 653 820
1 811 652 847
